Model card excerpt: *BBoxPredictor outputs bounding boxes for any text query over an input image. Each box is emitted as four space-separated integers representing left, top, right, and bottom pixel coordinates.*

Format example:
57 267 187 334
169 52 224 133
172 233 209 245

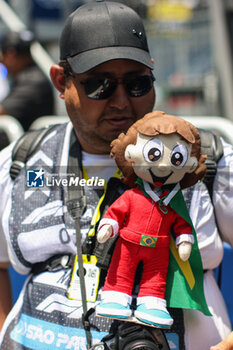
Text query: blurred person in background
0 63 9 101
0 30 54 130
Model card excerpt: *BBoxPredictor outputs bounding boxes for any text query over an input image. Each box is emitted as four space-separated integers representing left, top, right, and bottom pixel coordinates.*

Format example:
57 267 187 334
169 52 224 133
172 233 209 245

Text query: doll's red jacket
99 186 193 248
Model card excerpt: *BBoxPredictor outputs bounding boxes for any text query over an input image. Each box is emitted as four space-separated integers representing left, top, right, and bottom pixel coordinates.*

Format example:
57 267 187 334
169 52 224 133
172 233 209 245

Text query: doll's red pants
103 237 170 299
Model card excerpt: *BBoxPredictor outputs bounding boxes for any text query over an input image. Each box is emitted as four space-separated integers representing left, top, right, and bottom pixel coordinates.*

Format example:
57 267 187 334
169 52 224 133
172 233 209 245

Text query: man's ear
50 64 66 98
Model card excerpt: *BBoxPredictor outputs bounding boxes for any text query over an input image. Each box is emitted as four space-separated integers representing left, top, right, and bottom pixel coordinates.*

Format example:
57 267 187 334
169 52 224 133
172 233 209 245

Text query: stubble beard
76 126 126 154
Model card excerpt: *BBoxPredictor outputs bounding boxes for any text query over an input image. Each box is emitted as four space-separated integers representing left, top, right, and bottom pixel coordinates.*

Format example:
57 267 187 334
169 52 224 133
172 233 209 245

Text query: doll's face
125 132 198 186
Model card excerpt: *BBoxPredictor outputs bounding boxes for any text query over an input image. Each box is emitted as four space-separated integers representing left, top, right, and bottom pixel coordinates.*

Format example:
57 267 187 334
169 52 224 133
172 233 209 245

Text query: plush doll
96 111 207 328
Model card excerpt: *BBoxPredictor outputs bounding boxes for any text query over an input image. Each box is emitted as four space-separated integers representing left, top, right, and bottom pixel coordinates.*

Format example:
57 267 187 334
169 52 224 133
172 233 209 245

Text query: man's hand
97 224 113 243
178 242 192 261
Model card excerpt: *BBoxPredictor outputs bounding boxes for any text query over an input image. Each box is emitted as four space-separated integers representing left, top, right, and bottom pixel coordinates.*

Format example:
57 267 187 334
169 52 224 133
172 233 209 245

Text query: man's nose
107 82 130 110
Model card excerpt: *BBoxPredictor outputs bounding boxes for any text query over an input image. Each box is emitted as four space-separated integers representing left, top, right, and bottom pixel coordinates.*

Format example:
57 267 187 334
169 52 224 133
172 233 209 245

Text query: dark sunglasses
69 72 155 100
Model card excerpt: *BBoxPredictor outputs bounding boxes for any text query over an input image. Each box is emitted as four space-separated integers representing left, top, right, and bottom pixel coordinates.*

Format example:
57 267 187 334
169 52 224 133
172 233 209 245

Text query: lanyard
84 166 122 238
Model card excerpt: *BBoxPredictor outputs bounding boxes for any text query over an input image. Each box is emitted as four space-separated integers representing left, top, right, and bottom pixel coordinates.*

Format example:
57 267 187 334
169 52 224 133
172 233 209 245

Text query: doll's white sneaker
134 296 173 328
96 291 132 319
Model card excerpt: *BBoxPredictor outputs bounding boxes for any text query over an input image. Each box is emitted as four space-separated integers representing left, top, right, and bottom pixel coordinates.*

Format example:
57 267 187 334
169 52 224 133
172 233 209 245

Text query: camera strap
66 130 93 349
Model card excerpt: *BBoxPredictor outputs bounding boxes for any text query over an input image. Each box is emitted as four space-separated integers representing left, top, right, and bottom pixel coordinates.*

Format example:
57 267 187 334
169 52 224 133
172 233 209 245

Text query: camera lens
123 339 162 350
90 343 106 350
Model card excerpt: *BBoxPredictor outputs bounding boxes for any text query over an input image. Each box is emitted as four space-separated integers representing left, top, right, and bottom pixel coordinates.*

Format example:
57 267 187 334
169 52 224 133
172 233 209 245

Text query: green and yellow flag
166 189 211 316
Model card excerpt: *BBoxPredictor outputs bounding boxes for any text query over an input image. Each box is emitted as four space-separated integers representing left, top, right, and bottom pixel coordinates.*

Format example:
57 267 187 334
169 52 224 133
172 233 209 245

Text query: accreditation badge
68 255 100 302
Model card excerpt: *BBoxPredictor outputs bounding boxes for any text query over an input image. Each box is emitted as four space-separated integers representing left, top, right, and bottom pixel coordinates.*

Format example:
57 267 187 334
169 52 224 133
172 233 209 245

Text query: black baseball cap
60 0 153 73
0 30 34 55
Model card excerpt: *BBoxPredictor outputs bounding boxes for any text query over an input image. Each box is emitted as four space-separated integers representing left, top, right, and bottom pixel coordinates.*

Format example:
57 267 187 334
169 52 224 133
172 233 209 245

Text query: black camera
90 322 170 350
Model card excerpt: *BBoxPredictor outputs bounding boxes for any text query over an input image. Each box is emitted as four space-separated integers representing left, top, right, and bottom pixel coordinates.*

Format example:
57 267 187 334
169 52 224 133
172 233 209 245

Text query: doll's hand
97 225 113 243
178 242 192 261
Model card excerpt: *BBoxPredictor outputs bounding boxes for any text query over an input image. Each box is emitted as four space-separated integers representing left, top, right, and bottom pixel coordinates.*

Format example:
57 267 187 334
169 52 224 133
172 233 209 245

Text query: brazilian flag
166 188 211 316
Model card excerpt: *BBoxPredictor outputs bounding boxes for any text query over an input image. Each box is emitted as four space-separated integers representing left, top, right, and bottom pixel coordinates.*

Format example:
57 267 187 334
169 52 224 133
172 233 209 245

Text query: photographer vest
1 122 223 350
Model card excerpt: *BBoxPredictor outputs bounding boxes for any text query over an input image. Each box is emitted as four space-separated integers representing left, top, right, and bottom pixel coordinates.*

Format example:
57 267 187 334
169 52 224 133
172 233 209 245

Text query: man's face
125 133 198 186
64 60 155 154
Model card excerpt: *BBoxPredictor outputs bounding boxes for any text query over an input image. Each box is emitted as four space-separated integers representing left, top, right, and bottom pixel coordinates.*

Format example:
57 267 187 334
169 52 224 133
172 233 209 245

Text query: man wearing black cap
51 0 155 155
0 1 231 350
0 30 54 130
